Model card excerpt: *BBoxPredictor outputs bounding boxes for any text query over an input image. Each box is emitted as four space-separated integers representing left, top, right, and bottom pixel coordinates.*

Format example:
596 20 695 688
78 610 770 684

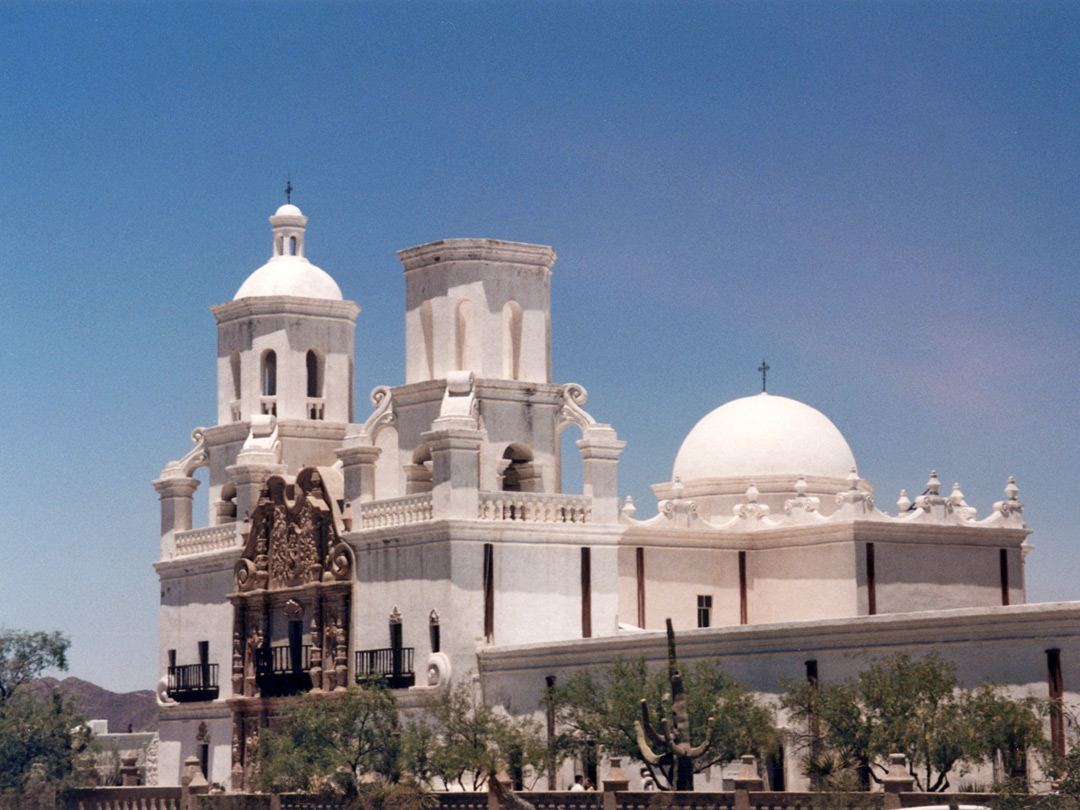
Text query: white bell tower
212 204 360 426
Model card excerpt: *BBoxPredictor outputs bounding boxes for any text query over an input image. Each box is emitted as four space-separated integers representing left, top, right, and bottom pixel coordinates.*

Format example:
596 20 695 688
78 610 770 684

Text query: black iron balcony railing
355 647 415 689
167 663 220 702
255 644 313 697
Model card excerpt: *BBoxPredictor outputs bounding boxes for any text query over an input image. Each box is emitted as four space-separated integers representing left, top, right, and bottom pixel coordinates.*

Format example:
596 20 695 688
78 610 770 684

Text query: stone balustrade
63 787 181 810
478 491 592 523
359 493 434 528
174 524 240 557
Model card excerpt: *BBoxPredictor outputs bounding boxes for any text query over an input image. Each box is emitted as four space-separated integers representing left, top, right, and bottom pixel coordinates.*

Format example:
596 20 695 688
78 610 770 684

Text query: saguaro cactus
634 618 714 790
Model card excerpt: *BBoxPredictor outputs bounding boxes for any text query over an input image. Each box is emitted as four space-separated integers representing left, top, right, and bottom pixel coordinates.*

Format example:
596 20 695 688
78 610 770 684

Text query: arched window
502 444 535 492
406 445 433 494
306 351 321 397
262 351 277 397
502 301 523 380
288 236 297 255
456 299 475 371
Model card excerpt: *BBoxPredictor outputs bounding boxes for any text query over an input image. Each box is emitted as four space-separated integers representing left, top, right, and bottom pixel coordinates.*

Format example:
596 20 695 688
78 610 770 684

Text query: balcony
255 644 313 697
167 663 220 702
355 647 415 689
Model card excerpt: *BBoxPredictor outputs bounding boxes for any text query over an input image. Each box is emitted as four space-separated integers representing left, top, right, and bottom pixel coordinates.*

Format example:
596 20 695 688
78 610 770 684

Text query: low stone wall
52 789 1050 810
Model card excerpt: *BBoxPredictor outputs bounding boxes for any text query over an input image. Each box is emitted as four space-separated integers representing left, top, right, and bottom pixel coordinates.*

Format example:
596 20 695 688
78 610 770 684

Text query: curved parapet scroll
159 428 209 480
558 383 597 431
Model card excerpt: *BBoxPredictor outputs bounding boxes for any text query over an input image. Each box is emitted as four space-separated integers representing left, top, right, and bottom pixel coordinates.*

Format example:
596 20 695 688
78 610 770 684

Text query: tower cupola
212 205 360 425
233 204 343 301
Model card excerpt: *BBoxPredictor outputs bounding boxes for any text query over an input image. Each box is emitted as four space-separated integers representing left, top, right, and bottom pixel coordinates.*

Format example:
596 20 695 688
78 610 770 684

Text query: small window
198 742 209 778
697 594 712 628
168 649 176 669
198 640 209 667
288 236 297 255
262 351 277 397
306 350 320 398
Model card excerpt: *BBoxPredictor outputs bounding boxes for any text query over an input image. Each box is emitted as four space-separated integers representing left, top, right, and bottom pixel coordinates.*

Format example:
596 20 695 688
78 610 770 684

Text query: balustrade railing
478 491 591 523
355 647 415 689
174 524 239 557
255 644 313 696
166 663 219 702
307 398 325 420
360 493 434 528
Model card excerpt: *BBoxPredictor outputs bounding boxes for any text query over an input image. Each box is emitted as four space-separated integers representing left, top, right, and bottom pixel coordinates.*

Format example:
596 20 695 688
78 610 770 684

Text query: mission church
152 203 1080 791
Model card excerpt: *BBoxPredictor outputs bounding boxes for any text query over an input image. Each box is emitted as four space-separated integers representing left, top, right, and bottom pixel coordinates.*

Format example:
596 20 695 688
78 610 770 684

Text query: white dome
233 205 344 300
234 256 343 300
672 392 856 483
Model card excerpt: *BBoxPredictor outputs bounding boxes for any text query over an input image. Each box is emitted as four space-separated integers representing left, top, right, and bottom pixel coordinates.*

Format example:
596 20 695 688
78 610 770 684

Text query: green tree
258 683 400 799
782 653 1046 793
549 657 777 790
0 629 89 796
403 683 549 790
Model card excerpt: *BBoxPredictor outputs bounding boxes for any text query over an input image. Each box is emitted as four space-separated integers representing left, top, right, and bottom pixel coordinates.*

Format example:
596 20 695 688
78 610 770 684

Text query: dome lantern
233 205 344 301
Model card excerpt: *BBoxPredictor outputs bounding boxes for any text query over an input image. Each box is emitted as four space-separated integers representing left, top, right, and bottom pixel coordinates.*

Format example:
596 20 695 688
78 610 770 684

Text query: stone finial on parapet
732 754 763 810
882 753 915 809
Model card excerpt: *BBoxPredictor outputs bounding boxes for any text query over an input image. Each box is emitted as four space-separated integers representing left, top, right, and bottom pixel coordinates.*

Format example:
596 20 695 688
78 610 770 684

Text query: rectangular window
545 676 557 790
199 742 209 778
1049 648 1065 758
168 649 176 669
739 551 748 625
581 548 592 638
866 543 877 616
805 659 819 686
429 621 440 654
697 594 712 628
636 547 646 628
483 543 494 643
1000 548 1010 606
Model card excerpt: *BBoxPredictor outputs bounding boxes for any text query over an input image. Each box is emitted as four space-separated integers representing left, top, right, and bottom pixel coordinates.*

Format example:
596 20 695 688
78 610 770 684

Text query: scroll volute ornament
233 467 353 591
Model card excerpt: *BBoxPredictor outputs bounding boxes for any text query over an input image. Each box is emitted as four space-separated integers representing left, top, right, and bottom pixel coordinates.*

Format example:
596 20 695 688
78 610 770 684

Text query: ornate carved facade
227 466 354 789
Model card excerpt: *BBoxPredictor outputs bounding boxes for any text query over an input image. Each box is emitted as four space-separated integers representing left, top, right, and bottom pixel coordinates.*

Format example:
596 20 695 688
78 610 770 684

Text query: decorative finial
285 174 293 204
926 470 941 496
897 489 911 512
758 360 770 393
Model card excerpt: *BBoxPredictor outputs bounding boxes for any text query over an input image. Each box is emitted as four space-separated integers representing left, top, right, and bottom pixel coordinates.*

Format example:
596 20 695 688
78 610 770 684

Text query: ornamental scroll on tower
228 466 354 791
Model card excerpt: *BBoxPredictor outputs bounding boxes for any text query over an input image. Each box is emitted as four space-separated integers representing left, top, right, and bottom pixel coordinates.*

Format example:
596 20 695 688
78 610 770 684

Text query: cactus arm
634 720 664 766
639 698 664 747
685 716 715 758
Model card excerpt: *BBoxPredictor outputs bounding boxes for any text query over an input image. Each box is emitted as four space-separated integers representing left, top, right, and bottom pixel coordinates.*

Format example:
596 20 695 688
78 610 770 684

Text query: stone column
227 462 283 526
337 440 382 504
577 425 626 524
424 425 485 519
152 476 200 558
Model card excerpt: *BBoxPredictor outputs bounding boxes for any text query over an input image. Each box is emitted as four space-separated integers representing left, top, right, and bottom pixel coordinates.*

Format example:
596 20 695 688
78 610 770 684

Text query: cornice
478 602 1080 674
345 519 624 551
211 296 360 324
155 548 239 577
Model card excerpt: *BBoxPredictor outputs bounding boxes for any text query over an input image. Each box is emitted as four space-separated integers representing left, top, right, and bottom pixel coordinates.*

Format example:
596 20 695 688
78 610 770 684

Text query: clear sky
2 1 1079 693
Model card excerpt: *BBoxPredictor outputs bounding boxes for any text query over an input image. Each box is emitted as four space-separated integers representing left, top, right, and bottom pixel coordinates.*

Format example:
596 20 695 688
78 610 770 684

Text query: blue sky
2 1 1079 693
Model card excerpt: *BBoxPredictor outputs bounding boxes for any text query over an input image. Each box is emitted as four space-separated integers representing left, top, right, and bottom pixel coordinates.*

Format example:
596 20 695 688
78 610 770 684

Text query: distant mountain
29 677 158 733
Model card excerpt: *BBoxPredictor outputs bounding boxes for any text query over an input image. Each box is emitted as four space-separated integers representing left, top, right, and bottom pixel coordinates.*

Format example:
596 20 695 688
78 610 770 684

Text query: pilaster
152 476 200 558
577 425 626 523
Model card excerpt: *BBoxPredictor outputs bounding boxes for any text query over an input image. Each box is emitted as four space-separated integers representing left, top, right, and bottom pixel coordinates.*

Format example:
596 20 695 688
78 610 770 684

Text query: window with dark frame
697 594 712 628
